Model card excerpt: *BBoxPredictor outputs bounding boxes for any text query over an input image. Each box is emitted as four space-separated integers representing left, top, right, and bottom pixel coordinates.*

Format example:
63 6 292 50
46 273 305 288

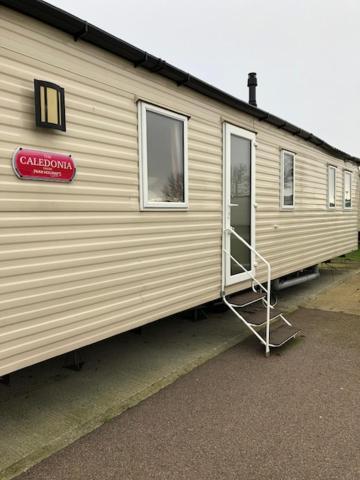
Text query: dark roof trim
2 0 359 164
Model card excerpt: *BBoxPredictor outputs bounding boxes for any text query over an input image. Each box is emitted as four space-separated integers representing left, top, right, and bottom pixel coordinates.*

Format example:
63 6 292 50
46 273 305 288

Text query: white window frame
343 170 352 209
280 149 295 209
327 165 337 209
138 101 188 209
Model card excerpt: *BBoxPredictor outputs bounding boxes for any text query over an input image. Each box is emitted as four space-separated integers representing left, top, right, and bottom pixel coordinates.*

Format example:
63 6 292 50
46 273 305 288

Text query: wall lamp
34 79 66 131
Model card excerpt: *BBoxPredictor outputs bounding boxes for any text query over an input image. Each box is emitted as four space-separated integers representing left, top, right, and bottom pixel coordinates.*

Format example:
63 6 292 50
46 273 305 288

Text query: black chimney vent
247 72 257 107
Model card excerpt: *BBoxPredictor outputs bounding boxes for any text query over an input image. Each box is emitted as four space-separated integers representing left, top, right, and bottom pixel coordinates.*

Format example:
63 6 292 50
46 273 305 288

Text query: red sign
12 147 76 182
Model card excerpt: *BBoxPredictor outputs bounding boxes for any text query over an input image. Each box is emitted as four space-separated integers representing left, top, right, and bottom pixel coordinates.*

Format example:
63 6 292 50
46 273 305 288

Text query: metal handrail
223 249 268 298
223 227 272 357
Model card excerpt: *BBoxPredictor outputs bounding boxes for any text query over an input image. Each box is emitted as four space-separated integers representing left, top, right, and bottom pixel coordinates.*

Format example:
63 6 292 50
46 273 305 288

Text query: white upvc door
223 123 256 287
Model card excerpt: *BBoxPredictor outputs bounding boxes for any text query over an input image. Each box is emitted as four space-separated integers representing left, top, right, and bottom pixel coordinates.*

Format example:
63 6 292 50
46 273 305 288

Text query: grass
344 246 360 261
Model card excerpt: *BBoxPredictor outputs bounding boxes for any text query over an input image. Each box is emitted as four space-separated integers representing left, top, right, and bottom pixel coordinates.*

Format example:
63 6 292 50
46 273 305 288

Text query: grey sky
49 0 360 157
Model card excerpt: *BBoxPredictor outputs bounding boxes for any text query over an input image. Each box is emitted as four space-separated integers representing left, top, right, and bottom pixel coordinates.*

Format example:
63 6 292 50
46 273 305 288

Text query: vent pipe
247 72 257 107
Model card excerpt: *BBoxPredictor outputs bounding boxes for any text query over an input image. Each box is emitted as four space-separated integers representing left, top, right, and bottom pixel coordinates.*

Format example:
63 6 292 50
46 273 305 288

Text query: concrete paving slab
0 309 249 480
276 264 360 312
305 270 360 315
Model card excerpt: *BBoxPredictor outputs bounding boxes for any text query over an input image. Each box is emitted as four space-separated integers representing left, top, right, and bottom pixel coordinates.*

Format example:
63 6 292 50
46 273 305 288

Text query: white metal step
228 290 265 308
240 306 282 327
260 324 300 347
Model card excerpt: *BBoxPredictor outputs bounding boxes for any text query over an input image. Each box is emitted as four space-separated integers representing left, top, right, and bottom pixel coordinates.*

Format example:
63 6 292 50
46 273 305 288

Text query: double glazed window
327 167 353 209
139 102 188 209
281 150 295 208
343 170 352 209
328 166 336 208
138 106 354 213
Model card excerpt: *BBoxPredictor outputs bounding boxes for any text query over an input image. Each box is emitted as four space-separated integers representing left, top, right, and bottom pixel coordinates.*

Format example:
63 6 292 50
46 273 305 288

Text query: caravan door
223 123 256 286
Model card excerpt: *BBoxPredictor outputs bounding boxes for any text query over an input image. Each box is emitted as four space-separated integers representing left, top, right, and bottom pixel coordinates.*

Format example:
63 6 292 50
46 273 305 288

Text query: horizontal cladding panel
0 280 219 354
189 157 221 174
256 209 357 219
0 104 138 140
256 124 335 160
256 220 357 235
0 180 137 197
0 138 139 164
0 234 220 268
254 242 357 286
188 130 221 148
257 230 356 253
0 222 220 244
0 287 220 377
0 182 217 199
0 256 220 317
0 80 138 120
0 87 136 130
0 248 220 295
0 266 221 338
0 5 359 375
0 156 138 177
0 202 220 213
0 133 138 160
265 241 356 273
257 227 356 251
0 197 139 212
0 211 221 227
0 48 138 108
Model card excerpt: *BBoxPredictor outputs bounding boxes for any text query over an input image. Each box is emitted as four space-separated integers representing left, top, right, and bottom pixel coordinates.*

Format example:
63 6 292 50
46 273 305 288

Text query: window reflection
230 135 251 274
146 111 184 203
283 153 294 206
344 171 351 208
328 167 336 208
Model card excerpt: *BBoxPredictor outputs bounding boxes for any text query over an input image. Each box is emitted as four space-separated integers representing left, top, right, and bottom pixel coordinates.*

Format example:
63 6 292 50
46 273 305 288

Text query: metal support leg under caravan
63 350 84 371
222 228 300 356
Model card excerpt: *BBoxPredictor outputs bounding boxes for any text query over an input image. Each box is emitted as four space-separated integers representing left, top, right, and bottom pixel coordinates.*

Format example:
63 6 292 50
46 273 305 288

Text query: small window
343 170 352 209
281 150 295 208
328 165 336 208
139 102 188 209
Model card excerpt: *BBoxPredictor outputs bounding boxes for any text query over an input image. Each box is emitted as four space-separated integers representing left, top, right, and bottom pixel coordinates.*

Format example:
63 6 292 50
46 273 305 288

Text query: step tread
241 307 282 326
262 324 300 347
229 290 266 307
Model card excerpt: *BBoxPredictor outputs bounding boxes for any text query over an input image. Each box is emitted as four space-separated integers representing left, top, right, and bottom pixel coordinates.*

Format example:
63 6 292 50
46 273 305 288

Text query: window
328 165 336 208
139 102 188 209
343 171 352 209
281 150 295 208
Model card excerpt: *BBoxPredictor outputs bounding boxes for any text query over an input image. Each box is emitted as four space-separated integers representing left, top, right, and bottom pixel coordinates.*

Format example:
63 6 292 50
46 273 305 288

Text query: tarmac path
16 306 360 480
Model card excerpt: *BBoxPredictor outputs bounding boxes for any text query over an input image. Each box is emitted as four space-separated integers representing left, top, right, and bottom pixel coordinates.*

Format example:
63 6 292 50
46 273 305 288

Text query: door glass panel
230 134 251 275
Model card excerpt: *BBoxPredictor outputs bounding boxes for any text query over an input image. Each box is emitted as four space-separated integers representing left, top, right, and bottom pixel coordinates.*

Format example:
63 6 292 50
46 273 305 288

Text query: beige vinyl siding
0 6 358 375
358 175 360 231
253 126 359 281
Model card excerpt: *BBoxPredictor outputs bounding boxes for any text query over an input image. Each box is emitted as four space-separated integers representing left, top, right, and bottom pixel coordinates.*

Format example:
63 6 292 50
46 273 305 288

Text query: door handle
229 203 239 207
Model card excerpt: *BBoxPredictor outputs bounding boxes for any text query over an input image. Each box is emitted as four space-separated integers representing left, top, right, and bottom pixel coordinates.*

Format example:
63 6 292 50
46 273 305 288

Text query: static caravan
0 0 359 374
